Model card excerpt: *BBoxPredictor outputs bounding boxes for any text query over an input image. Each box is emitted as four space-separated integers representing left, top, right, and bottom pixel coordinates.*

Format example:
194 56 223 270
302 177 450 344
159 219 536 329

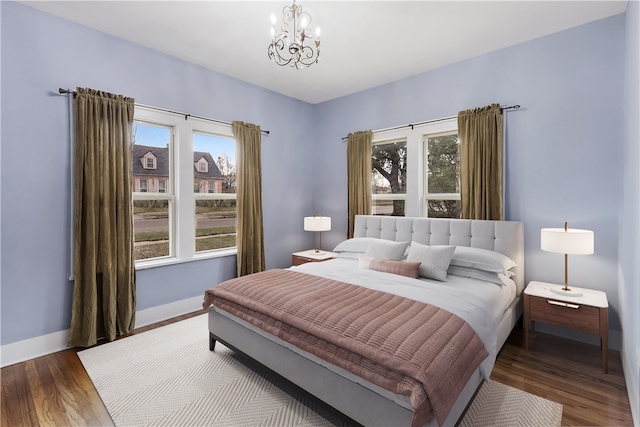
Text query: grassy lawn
135 232 237 260
135 231 169 242
196 226 235 237
135 227 235 243
196 235 237 252
135 242 170 260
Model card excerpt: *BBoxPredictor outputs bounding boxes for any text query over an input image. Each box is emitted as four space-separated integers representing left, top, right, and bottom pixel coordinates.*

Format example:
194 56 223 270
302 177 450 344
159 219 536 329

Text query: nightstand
524 281 609 373
292 250 336 266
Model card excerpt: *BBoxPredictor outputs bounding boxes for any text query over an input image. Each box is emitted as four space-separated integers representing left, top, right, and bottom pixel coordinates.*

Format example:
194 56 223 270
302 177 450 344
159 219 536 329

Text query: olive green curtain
68 88 136 348
233 121 265 276
347 130 373 238
458 103 503 220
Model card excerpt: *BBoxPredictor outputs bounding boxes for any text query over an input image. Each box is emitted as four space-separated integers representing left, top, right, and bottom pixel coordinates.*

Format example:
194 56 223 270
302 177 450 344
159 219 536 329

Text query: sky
133 122 235 164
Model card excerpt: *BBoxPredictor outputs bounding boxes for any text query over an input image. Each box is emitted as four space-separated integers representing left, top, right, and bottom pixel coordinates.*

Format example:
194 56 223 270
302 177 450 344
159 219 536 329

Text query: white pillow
450 246 517 275
406 242 456 282
334 251 360 260
448 265 511 286
333 237 378 254
365 240 410 261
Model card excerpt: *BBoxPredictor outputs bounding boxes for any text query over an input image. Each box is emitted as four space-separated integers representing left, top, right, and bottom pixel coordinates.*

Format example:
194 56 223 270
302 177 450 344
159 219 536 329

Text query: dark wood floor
2 311 634 426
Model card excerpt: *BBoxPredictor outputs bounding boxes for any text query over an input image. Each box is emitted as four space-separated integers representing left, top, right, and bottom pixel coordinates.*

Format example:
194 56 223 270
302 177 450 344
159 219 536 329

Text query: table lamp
541 222 594 297
304 212 331 254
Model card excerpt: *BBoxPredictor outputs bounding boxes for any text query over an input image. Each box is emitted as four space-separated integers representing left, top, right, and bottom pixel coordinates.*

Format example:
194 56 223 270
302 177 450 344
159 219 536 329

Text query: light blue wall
313 15 626 336
621 1 639 423
0 2 315 345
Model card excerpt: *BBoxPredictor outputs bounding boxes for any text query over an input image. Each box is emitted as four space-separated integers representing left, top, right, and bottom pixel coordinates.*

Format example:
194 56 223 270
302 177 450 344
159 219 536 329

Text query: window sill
135 248 237 271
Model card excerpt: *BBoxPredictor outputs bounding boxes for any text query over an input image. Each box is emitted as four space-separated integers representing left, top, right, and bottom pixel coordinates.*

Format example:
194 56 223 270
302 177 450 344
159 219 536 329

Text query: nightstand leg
600 307 608 374
524 298 530 351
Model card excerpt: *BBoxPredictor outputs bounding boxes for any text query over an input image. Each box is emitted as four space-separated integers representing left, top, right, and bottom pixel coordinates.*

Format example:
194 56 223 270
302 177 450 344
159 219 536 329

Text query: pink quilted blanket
203 269 488 426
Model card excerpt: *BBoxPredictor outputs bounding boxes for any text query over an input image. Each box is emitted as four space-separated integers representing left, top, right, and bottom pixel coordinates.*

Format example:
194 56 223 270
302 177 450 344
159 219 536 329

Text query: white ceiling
21 1 627 104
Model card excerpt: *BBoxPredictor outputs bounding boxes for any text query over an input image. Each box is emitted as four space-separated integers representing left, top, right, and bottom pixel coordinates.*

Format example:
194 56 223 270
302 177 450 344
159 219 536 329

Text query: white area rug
78 314 562 426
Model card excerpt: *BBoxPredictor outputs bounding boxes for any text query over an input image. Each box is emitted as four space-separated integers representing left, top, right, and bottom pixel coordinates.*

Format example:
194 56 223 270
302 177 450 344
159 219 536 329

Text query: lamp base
550 286 583 298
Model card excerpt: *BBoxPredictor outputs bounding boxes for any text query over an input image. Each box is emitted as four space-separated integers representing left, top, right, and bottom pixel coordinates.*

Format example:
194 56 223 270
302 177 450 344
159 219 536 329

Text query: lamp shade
304 215 331 232
541 227 594 255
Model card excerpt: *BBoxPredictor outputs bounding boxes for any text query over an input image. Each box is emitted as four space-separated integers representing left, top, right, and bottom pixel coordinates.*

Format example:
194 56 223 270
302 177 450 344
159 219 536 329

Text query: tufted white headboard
353 215 525 294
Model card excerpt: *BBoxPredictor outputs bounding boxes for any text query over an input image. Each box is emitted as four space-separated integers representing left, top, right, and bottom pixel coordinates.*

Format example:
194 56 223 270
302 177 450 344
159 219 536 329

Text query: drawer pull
547 300 580 309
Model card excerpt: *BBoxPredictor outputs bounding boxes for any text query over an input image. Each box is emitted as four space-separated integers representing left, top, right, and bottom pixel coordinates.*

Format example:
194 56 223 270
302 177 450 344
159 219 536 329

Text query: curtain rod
58 88 270 135
340 104 521 141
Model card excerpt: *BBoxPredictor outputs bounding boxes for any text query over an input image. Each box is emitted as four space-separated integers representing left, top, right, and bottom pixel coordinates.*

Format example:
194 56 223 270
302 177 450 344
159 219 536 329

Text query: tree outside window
425 133 461 218
371 140 407 216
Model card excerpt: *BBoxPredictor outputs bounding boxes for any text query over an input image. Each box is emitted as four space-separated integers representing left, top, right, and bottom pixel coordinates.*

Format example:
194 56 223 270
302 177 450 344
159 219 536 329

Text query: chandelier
268 0 321 69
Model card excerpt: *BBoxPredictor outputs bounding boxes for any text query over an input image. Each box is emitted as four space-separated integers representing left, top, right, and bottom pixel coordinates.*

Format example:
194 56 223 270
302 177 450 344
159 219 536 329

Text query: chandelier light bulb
315 27 321 37
270 27 275 37
301 16 308 28
270 13 277 25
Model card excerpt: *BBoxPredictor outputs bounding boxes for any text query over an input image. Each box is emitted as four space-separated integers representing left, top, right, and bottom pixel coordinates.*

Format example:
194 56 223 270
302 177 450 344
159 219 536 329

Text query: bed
204 215 524 426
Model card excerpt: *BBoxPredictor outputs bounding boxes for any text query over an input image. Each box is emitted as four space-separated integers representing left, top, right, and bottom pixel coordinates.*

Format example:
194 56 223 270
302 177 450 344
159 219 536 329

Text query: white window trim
371 117 458 217
133 106 237 269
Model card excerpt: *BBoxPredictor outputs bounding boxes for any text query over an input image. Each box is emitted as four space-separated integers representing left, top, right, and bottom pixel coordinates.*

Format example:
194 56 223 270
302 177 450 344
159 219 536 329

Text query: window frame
370 137 407 216
192 130 237 255
423 130 461 219
369 117 458 218
133 106 236 270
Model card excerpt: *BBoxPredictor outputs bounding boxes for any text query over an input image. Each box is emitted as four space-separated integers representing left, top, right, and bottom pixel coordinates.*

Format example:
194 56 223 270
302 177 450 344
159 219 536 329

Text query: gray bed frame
208 215 525 426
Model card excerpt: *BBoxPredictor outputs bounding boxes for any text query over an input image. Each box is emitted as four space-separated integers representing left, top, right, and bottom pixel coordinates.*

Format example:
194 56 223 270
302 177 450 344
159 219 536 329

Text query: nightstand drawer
292 255 315 266
529 295 600 334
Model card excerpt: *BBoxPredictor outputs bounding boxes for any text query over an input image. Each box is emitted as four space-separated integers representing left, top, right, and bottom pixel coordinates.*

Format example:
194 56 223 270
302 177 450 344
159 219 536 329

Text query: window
132 122 172 261
194 132 236 253
145 156 155 169
369 117 459 218
424 132 461 218
371 139 407 216
132 106 236 266
199 160 208 173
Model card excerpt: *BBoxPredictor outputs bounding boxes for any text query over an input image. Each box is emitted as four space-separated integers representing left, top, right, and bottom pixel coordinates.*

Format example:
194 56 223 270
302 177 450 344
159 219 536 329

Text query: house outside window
369 117 459 218
139 179 148 192
132 107 235 266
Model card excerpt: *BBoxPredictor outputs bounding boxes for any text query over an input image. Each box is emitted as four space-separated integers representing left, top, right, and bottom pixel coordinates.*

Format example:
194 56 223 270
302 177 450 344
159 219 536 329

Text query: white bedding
213 258 515 412
290 257 516 379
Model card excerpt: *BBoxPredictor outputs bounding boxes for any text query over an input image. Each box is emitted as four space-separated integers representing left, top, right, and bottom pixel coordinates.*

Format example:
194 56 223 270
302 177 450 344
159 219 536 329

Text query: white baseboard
135 295 203 329
0 295 203 368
